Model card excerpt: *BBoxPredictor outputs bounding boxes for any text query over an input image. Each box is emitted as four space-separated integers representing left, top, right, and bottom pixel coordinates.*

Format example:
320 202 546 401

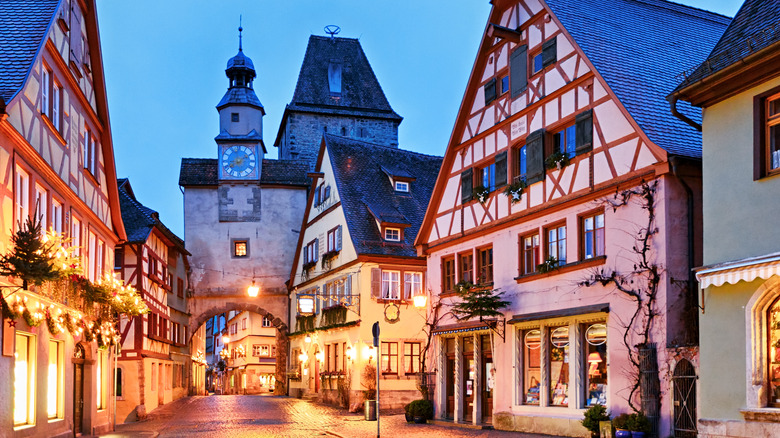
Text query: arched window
768 296 780 407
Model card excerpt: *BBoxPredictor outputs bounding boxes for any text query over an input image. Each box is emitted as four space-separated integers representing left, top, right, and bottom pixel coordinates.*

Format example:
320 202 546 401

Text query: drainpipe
667 95 702 132
670 156 701 343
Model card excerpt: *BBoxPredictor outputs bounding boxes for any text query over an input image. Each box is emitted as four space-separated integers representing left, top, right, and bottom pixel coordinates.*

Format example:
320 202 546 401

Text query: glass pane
550 327 569 407
533 54 543 73
770 97 780 117
596 228 605 257
48 341 59 418
770 300 780 406
520 146 527 176
770 124 780 170
14 334 30 425
585 323 608 406
463 336 474 353
585 216 594 232
524 330 541 405
595 213 604 229
566 125 576 158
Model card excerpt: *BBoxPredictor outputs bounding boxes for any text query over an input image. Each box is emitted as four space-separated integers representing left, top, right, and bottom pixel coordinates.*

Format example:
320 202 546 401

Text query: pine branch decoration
0 216 59 289
451 283 510 321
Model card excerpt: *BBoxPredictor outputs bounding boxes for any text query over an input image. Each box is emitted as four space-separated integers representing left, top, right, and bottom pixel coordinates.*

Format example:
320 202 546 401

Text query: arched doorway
672 359 697 438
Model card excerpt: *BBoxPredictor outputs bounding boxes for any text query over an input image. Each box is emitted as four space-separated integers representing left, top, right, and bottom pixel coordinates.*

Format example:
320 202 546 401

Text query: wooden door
463 355 474 422
446 357 455 419
481 357 494 424
314 358 320 393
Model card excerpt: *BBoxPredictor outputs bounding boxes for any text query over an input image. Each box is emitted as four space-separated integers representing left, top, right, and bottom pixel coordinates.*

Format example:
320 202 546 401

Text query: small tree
0 215 59 289
451 282 510 372
361 363 376 401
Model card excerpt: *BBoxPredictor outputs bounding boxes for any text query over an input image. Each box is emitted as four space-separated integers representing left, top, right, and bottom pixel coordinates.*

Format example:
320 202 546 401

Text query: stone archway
188 296 289 395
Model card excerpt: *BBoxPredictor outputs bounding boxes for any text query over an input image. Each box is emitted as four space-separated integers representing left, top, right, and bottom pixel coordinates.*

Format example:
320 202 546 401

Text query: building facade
671 1 780 436
415 0 728 436
0 1 126 435
222 310 277 394
114 179 191 422
288 134 441 410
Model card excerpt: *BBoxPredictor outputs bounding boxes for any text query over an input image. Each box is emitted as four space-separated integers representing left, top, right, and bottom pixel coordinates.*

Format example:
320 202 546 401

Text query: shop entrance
462 337 475 423
481 334 493 424
445 356 455 419
72 344 85 435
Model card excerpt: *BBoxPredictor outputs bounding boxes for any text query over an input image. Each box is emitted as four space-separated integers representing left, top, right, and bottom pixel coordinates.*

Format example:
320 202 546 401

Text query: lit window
14 332 36 426
442 256 456 293
549 327 570 406
546 225 567 265
297 295 315 314
394 181 409 192
48 340 64 419
234 240 248 257
404 342 421 374
768 298 780 407
380 342 398 374
97 350 107 409
582 213 605 260
521 233 540 275
584 323 608 406
384 228 400 242
381 270 400 300
523 330 541 405
261 345 270 356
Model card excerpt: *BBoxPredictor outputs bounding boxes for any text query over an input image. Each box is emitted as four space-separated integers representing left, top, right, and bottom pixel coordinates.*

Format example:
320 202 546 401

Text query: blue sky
96 0 742 238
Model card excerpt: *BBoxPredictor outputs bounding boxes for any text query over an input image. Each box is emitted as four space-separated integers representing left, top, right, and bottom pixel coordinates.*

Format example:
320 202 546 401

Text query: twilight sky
96 0 742 239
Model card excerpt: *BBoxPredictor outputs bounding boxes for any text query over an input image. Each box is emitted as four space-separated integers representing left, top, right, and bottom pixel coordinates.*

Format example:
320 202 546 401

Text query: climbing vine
579 180 661 412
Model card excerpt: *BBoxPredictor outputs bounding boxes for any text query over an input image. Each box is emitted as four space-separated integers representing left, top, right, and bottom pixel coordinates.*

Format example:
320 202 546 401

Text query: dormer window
394 181 409 192
328 60 342 96
384 228 401 242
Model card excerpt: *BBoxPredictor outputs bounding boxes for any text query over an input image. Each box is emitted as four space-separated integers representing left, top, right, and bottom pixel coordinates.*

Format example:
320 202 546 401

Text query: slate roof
324 134 442 258
117 179 187 252
286 35 402 121
0 0 59 104
545 0 730 158
179 158 310 186
674 0 780 91
216 87 263 110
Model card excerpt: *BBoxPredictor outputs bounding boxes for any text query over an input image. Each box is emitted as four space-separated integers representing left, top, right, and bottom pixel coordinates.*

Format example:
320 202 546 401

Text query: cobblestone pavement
97 394 565 438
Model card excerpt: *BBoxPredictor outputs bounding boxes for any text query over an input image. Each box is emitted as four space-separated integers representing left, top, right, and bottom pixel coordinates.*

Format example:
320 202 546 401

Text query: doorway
462 337 474 423
481 334 493 424
73 344 85 435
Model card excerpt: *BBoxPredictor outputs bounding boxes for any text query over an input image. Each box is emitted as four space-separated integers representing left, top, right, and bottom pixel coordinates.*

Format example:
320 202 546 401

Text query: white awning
695 253 780 289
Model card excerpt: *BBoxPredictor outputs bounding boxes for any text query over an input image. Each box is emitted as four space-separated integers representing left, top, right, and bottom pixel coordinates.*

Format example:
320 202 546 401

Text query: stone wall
493 412 590 437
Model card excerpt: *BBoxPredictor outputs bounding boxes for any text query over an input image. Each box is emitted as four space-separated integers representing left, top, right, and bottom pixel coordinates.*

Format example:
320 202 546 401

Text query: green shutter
461 168 474 204
575 109 593 155
495 151 508 187
510 45 528 98
484 78 497 105
526 129 546 184
542 37 557 68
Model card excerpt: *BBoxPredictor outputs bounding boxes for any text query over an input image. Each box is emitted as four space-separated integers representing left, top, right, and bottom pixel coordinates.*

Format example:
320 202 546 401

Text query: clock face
221 145 256 178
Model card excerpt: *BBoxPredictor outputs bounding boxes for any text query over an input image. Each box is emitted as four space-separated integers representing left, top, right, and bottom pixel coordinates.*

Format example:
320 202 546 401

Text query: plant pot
615 430 631 438
405 412 414 423
364 400 377 421
631 432 646 438
413 416 426 424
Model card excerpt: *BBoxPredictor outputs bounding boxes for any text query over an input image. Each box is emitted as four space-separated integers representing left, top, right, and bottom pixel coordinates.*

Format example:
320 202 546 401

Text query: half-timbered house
415 0 728 435
114 179 190 422
222 310 277 394
0 1 126 435
288 134 441 410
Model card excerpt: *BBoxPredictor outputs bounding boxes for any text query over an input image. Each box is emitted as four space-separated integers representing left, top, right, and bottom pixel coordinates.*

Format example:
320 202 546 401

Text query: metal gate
672 359 697 438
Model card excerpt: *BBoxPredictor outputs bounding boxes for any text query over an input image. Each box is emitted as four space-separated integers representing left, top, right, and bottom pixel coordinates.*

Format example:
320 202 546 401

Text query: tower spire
238 15 243 52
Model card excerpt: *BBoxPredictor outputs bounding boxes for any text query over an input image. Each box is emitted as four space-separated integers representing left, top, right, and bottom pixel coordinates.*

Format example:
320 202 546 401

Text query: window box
515 255 607 284
503 177 527 204
302 261 317 271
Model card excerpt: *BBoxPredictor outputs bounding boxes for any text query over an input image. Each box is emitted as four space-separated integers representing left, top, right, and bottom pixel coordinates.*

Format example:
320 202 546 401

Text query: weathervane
238 15 243 51
324 25 341 39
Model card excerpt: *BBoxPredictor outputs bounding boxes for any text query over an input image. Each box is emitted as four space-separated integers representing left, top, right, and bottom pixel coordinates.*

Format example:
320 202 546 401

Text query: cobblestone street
98 395 563 438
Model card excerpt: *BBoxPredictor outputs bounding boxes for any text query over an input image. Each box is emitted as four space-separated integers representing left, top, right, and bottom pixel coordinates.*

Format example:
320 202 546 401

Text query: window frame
754 86 780 179
478 161 497 192
47 339 64 419
553 124 577 160
381 270 401 300
545 222 567 266
580 211 605 261
519 232 540 276
14 331 36 426
232 239 249 258
380 341 399 375
384 227 401 242
476 245 493 285
15 166 29 231
442 256 456 294
394 180 410 192
458 251 474 284
403 341 421 375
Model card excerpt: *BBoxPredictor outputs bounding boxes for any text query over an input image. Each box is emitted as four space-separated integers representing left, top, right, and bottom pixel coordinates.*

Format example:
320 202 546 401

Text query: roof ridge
633 0 732 23
309 34 359 42
324 134 443 159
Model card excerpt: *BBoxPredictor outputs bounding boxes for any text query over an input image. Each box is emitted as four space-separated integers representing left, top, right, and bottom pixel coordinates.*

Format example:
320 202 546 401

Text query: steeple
216 22 264 112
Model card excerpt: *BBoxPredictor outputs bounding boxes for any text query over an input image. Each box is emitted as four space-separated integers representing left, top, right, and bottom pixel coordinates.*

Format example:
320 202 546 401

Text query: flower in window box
545 149 570 170
302 261 317 271
537 256 560 274
474 185 490 204
502 177 527 204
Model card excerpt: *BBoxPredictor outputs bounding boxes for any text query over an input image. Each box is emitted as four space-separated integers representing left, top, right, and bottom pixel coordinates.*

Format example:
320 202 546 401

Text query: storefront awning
507 303 609 324
432 320 491 336
696 252 780 289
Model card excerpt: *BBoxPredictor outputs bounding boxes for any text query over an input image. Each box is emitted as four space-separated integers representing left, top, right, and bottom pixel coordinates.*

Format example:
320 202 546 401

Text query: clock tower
216 26 265 181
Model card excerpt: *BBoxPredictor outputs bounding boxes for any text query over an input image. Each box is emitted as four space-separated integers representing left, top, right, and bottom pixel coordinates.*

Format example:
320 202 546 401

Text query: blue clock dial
221 145 256 178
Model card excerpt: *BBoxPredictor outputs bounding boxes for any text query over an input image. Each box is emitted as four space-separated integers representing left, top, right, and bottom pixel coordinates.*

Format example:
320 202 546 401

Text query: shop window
477 246 493 284
549 327 570 407
523 329 541 405
459 252 474 284
546 224 567 265
381 270 401 300
381 342 398 374
582 212 605 260
14 332 36 426
404 342 421 374
554 125 576 159
585 323 608 406
442 256 456 293
520 233 540 275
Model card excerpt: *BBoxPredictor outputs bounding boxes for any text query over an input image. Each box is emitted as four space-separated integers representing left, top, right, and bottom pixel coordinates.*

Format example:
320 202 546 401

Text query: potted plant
626 412 651 438
408 399 433 424
537 256 559 274
612 413 631 438
545 149 570 170
581 404 610 438
404 403 413 423
473 185 490 204
362 364 377 421
502 178 527 204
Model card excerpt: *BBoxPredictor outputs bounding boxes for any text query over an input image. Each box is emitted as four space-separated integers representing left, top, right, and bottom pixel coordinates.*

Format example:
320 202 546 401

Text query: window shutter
371 268 381 299
345 275 352 305
484 78 497 105
303 247 309 264
314 188 320 206
575 109 593 155
69 12 82 67
324 185 331 200
403 273 412 301
336 225 342 250
315 287 321 314
542 37 557 68
461 168 474 204
314 238 319 261
510 45 528 98
495 151 508 187
526 129 546 184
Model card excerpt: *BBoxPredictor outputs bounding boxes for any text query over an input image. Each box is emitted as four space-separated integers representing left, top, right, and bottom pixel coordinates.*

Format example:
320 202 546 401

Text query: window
71 216 81 257
242 318 247 330
549 327 570 406
584 323 608 406
51 198 63 233
313 183 331 206
522 329 541 405
515 145 527 183
15 167 29 230
554 125 576 159
14 332 36 426
477 246 493 284
484 77 497 105
769 297 780 407
404 342 421 374
546 224 566 265
442 256 456 294
326 226 342 253
335 343 341 372
380 342 398 374
177 278 184 298
35 184 47 232
233 240 248 257
97 349 107 409
480 162 496 192
253 344 262 356
384 227 400 242
531 52 544 75
381 271 400 300
297 295 315 314
500 75 509 95
52 82 62 132
42 68 51 117
582 212 605 260
303 239 319 266
47 340 64 419
263 316 272 327
763 91 780 175
458 252 474 284
83 129 98 175
231 113 239 122
404 272 422 300
260 345 270 356
116 368 123 398
96 238 105 280
394 181 409 192
87 230 96 281
521 233 540 275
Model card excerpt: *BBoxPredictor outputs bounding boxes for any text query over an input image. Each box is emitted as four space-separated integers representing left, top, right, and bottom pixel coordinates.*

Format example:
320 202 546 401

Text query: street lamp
346 346 355 362
221 332 230 345
364 345 375 362
304 334 311 344
299 352 308 363
315 350 324 363
247 281 260 298
413 291 427 309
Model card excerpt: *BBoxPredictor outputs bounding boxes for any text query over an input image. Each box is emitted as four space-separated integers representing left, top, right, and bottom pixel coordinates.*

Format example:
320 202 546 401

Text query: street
99 395 561 438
